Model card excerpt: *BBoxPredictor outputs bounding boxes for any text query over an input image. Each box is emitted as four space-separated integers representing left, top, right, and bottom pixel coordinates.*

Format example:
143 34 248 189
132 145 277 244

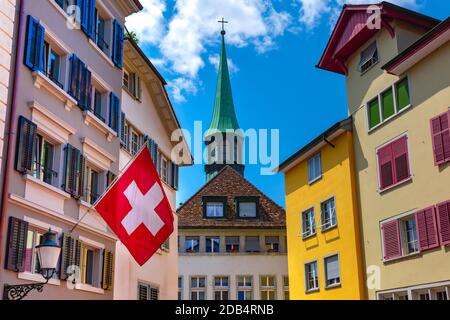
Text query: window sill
383 251 421 264
305 288 320 294
89 39 114 67
75 283 105 294
379 176 412 194
32 71 77 111
18 272 61 286
83 110 117 142
24 174 71 200
48 0 69 20
368 104 412 134
320 224 338 233
325 283 342 290
302 233 317 240
308 175 322 186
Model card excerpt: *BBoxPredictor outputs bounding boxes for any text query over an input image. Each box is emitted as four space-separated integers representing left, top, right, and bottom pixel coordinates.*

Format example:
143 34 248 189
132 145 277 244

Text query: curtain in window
239 202 256 217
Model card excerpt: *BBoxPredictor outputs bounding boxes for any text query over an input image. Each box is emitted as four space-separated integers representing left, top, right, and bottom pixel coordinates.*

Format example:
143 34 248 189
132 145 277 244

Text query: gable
177 166 286 229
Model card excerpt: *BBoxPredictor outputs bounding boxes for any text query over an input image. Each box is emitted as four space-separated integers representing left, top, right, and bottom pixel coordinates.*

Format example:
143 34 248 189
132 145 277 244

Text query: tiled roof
177 166 286 229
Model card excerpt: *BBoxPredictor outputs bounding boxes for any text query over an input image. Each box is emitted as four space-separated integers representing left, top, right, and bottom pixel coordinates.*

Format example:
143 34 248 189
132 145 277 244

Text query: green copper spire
208 28 240 132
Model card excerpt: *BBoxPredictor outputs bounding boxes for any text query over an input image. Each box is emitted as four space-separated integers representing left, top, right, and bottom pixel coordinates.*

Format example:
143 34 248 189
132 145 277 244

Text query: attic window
359 42 379 74
236 197 259 219
203 196 227 219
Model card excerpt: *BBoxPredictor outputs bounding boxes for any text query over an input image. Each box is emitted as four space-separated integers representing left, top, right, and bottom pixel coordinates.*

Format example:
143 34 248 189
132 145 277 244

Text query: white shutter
325 255 340 281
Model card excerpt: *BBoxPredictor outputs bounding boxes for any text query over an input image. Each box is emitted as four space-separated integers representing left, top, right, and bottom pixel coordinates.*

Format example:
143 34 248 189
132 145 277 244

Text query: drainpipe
0 0 25 275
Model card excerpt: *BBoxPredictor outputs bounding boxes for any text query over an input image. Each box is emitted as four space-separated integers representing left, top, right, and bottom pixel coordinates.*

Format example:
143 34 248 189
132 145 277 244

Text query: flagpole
69 143 150 234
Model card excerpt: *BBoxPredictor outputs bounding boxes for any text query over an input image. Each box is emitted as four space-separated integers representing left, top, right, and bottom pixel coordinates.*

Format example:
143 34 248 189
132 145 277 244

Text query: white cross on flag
95 147 174 266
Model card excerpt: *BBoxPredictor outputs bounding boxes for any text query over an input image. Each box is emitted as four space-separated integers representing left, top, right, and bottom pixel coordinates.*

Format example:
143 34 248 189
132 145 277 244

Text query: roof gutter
0 0 25 277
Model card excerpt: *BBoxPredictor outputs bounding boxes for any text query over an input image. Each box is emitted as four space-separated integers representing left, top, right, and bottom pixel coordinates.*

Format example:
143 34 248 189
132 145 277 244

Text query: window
308 153 322 183
24 16 45 72
302 208 316 238
109 92 121 134
43 41 63 89
92 87 106 122
359 42 379 73
131 129 140 156
160 155 169 183
430 111 450 165
367 78 411 130
206 237 220 253
83 166 99 205
185 237 199 253
377 135 410 191
123 70 141 100
265 236 279 252
237 276 253 300
69 55 92 110
206 202 224 218
32 134 57 186
123 70 130 88
225 236 240 253
138 282 159 300
401 216 419 255
305 261 319 292
320 198 337 231
178 277 183 300
80 245 102 288
419 293 430 300
283 276 289 300
324 255 341 288
94 8 109 54
214 276 229 300
25 228 43 274
245 236 260 253
236 197 259 218
260 276 276 300
436 291 448 301
190 277 206 300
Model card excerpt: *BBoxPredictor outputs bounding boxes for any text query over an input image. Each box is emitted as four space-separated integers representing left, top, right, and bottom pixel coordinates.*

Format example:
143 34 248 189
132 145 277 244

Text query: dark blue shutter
24 15 45 71
109 92 120 133
79 65 91 110
69 54 79 99
120 112 126 146
112 20 124 69
80 0 88 34
81 0 96 40
15 116 37 174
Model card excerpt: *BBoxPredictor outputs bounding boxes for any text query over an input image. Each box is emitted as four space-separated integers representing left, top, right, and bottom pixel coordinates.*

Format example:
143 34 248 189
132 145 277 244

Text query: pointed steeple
208 24 240 133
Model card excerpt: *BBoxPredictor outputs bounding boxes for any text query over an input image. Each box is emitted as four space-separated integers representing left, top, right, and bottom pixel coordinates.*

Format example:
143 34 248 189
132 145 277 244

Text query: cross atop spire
218 17 228 36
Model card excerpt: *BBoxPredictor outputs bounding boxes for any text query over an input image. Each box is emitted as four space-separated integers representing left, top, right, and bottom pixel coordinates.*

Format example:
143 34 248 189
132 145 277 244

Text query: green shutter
396 78 410 111
382 88 395 120
368 98 381 129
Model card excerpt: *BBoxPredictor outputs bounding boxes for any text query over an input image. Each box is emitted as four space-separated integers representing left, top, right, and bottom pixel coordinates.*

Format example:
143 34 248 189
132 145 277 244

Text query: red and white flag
95 147 174 266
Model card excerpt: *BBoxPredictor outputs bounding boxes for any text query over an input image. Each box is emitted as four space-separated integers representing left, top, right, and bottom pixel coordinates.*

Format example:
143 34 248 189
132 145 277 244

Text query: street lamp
3 229 61 300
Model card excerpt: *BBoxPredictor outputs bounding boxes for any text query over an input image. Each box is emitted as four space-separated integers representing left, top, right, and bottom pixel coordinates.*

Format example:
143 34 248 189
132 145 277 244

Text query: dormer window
203 196 227 219
236 197 259 219
359 42 379 74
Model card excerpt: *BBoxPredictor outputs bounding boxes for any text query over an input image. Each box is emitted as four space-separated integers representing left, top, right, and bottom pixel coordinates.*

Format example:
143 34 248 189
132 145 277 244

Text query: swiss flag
95 147 174 266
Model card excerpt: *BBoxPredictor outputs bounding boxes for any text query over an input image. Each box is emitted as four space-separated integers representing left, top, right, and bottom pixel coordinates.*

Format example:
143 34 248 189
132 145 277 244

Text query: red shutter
436 201 450 246
381 220 402 260
416 207 440 251
391 136 410 183
378 144 394 190
430 112 450 165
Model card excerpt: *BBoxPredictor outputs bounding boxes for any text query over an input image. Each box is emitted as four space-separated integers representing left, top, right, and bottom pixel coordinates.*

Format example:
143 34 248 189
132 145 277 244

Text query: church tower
205 20 244 182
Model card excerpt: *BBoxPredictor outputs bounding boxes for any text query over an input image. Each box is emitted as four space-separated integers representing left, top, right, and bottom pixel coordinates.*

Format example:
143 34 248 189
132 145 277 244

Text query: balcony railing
44 70 64 90
32 161 58 186
83 187 100 205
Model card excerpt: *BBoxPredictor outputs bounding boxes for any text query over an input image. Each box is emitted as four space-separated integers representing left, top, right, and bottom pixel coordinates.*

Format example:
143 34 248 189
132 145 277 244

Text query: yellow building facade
279 119 366 300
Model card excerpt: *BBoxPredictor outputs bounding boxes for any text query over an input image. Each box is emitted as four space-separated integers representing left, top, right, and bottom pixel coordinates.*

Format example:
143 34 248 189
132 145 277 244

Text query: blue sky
126 0 448 208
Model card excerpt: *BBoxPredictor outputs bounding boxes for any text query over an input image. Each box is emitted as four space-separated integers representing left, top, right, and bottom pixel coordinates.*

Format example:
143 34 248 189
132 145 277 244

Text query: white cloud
208 55 240 74
296 0 420 29
168 78 199 103
125 0 166 45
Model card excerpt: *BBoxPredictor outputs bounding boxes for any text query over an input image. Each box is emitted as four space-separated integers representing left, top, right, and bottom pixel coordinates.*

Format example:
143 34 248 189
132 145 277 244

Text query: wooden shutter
102 250 114 290
173 164 179 190
377 144 394 190
138 284 148 300
15 116 37 174
106 171 116 188
77 154 87 199
109 92 120 133
80 0 96 39
63 145 83 197
150 287 159 300
136 75 141 100
60 233 74 279
416 207 440 251
120 112 126 146
436 201 450 246
5 217 29 272
430 112 450 165
381 220 402 260
392 136 410 182
79 66 92 110
112 20 124 69
24 15 45 71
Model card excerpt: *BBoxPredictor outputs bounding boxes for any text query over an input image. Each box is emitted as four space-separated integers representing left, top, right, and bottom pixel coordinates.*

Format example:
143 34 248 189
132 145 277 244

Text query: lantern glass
36 230 61 277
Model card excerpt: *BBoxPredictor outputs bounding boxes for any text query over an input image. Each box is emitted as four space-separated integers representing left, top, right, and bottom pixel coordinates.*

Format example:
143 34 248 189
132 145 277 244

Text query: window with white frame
24 226 59 278
206 202 224 218
237 276 253 300
367 77 410 130
324 254 341 288
93 6 111 55
358 41 379 73
302 208 316 238
260 276 277 300
206 237 220 253
283 276 290 300
178 276 183 300
160 154 169 183
265 236 279 252
83 165 100 205
190 277 206 300
123 70 130 89
214 276 229 300
320 197 337 231
138 282 159 300
32 134 57 186
305 261 319 292
400 215 419 255
43 41 65 89
185 236 200 253
308 153 322 183
92 86 106 123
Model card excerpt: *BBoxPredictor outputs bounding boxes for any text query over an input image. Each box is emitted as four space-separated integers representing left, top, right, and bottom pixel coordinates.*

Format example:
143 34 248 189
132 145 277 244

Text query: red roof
317 1 439 75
